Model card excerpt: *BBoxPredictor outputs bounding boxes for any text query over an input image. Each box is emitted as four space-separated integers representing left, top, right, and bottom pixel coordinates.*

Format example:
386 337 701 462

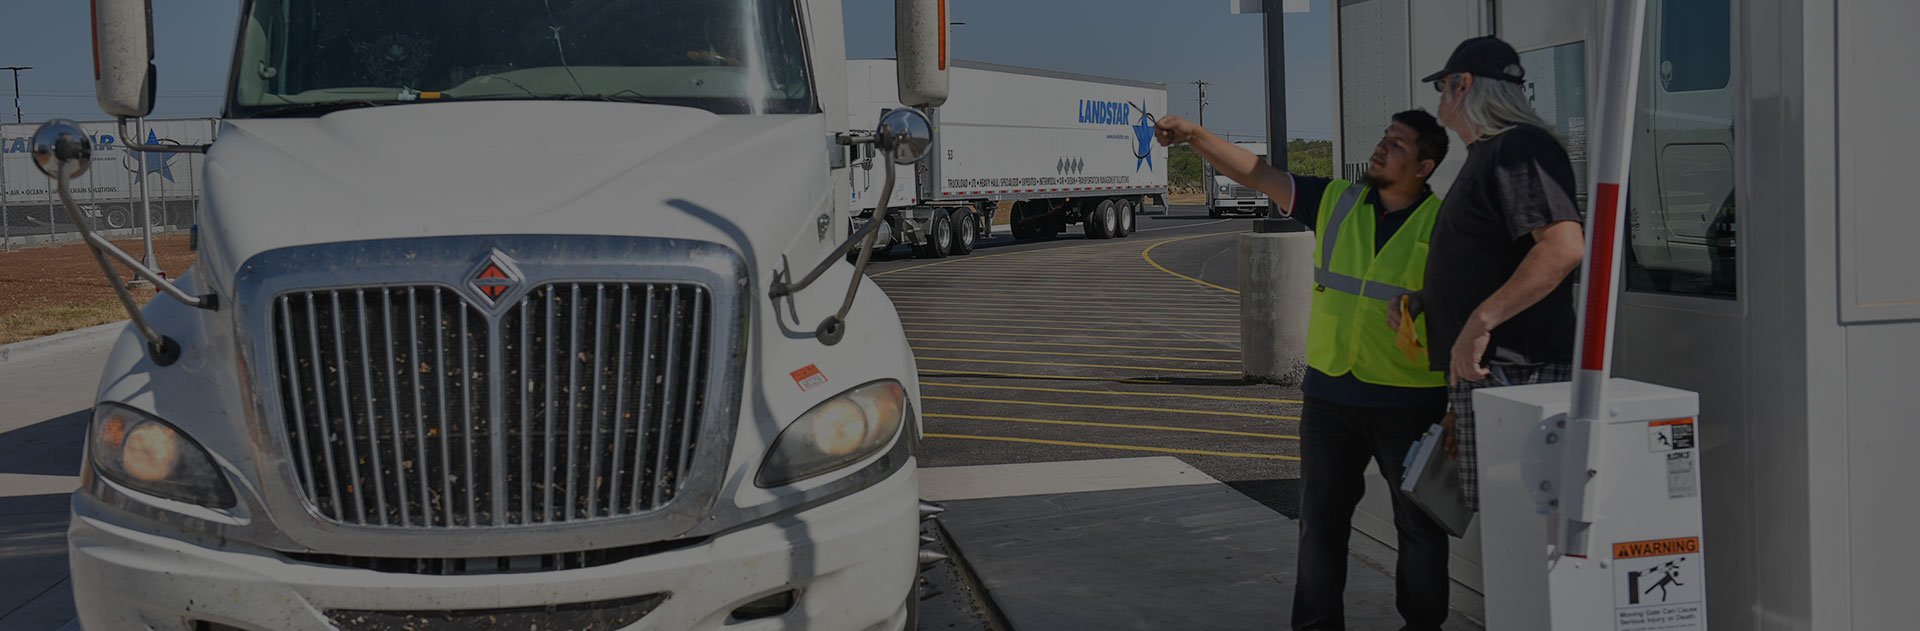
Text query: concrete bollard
1239 230 1316 386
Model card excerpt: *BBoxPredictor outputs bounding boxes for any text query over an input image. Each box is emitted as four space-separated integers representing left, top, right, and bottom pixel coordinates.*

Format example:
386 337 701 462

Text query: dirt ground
0 235 197 344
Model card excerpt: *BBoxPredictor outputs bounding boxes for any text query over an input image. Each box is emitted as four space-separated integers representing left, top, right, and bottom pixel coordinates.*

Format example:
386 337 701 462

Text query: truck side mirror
92 0 159 118
894 0 949 108
876 109 933 164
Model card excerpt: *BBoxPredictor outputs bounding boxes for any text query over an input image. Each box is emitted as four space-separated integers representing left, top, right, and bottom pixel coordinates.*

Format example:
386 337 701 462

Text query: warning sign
1649 418 1696 452
1614 537 1704 631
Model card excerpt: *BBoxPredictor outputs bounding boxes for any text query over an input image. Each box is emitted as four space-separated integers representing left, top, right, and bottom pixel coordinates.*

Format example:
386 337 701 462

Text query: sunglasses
1432 75 1457 93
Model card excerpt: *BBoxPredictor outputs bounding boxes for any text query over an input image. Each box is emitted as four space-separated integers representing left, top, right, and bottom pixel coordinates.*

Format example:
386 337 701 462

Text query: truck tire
951 209 979 255
1114 199 1135 237
915 211 953 258
1208 206 1222 218
1084 199 1116 239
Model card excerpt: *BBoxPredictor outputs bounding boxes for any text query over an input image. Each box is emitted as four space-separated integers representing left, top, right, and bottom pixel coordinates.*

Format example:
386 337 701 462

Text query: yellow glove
1395 295 1425 363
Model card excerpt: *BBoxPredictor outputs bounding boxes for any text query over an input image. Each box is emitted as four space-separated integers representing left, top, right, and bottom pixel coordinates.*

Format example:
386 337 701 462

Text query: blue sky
0 0 1332 140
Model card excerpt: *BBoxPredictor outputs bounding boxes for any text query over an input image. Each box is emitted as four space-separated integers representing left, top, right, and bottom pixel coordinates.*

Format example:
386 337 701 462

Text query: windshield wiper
248 100 392 118
556 94 667 105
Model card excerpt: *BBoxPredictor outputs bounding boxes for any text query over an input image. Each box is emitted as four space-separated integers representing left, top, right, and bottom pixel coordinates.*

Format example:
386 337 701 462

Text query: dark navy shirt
1288 176 1448 408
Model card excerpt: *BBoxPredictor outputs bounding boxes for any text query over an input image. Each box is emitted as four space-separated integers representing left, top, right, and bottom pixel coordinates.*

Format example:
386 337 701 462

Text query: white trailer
1205 141 1272 217
848 59 1169 257
1 118 216 245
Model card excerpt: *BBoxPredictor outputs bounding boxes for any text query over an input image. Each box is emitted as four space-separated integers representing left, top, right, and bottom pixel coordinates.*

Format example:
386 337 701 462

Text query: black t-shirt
1290 176 1447 408
1422 124 1583 371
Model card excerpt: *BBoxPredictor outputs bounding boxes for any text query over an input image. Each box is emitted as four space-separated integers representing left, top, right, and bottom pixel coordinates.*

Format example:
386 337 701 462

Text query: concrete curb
0 321 127 367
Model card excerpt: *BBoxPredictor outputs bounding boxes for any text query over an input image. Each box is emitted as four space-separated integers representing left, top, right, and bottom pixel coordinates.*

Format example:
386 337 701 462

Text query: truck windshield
227 0 814 118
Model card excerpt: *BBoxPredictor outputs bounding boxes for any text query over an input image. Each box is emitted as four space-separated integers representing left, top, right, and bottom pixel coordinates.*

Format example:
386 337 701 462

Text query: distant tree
1287 139 1334 178
1165 139 1334 191
1169 144 1203 191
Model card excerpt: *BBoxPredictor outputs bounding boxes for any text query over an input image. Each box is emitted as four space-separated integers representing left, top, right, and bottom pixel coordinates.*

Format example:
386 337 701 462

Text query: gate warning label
1649 418 1695 452
1614 537 1704 631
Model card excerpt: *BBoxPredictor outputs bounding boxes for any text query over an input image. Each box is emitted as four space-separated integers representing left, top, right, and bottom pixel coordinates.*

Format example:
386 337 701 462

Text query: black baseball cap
1421 36 1526 84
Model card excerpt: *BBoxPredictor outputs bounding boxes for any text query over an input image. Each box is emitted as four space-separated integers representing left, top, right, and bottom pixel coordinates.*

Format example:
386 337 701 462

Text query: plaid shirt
1448 362 1573 512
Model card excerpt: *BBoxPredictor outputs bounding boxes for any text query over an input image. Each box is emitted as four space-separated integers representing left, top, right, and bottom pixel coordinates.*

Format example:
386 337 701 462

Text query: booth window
1624 0 1737 299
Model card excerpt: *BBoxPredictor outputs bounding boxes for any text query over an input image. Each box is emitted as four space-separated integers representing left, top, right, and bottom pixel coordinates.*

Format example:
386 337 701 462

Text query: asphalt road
866 204 1308 517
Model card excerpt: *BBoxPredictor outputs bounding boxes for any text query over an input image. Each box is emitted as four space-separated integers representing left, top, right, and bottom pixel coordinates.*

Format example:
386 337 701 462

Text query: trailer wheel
106 208 130 229
1008 201 1036 240
915 211 953 258
951 209 979 255
1084 200 1116 239
1114 199 1135 237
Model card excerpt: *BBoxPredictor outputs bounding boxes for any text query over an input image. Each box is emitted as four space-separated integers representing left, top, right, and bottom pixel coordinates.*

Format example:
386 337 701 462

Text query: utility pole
1190 79 1211 127
3 66 30 123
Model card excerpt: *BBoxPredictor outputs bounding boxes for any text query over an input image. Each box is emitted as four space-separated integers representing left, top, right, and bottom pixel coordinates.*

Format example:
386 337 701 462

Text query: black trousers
1292 396 1451 631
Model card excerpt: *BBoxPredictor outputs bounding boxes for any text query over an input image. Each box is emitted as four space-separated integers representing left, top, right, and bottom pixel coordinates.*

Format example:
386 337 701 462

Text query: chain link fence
1 118 217 251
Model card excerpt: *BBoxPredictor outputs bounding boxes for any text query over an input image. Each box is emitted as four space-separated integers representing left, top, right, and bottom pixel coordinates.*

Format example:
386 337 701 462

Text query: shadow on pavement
0 411 87 478
1225 478 1303 520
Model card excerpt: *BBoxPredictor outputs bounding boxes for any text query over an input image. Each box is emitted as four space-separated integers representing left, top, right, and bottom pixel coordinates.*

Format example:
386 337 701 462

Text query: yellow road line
924 433 1301 461
1140 233 1243 295
906 338 1241 353
872 231 1244 278
902 329 1237 343
924 396 1299 421
918 368 1169 384
911 346 1241 364
888 293 1238 306
916 356 1240 375
895 306 1239 318
920 381 1301 404
926 413 1299 439
871 241 1118 277
898 318 1241 330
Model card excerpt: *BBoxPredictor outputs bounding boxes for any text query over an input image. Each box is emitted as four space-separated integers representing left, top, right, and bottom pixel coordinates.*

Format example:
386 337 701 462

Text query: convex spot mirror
32 120 94 180
875 109 932 165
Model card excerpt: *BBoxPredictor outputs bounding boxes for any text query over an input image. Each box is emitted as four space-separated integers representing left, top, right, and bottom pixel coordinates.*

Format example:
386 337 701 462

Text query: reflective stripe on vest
1305 180 1445 388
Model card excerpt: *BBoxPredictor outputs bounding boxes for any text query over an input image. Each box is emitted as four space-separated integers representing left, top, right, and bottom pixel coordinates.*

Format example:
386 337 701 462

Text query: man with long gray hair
1388 36 1586 513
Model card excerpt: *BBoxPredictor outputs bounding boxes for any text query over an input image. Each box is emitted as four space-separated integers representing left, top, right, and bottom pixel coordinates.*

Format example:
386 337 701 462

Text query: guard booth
1331 1 1919 628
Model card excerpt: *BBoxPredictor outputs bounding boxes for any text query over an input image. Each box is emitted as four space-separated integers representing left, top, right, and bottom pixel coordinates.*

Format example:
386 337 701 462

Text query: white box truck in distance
848 59 1169 257
35 1 951 629
1206 141 1271 217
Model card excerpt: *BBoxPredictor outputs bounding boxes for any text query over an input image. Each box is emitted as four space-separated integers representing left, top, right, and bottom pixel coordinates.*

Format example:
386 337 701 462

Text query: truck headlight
756 381 907 488
1219 185 1229 194
90 403 236 508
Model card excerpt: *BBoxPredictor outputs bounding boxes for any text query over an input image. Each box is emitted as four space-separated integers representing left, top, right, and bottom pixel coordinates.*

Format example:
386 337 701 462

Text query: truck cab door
1646 0 1735 257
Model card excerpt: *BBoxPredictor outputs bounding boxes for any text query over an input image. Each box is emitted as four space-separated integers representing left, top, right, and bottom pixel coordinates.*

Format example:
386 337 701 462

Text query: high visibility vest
1305 180 1447 388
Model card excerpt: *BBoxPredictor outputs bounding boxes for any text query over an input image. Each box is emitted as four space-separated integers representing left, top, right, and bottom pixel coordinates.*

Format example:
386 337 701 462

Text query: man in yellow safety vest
1155 110 1454 631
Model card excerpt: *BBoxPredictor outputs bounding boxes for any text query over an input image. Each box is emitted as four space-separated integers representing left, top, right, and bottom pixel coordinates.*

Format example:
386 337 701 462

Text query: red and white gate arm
1560 0 1648 560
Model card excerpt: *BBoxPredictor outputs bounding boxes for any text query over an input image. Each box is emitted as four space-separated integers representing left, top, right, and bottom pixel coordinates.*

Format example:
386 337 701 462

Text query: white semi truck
848 59 1169 257
32 1 952 629
1204 141 1272 217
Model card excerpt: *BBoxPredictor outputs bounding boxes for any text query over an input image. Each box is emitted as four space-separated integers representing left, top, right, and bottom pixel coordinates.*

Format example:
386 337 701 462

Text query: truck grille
271 282 712 528
1228 185 1261 199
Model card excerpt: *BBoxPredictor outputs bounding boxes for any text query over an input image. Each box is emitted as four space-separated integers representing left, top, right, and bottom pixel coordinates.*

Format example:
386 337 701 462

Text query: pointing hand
1155 115 1200 147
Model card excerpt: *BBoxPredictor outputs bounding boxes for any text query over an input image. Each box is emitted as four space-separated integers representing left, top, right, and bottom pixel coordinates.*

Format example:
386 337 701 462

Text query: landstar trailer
848 59 1169 258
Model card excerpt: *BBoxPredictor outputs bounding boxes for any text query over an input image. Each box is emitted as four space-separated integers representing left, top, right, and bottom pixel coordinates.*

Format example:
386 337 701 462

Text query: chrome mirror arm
118 117 209 153
56 168 184 365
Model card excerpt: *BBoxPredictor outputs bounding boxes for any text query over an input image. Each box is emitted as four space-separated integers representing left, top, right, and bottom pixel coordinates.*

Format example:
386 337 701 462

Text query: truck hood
197 101 834 290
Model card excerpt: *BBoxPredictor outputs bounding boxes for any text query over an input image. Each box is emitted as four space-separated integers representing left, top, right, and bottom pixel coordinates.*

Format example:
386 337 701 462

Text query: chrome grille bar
381 291 411 527
630 286 658 512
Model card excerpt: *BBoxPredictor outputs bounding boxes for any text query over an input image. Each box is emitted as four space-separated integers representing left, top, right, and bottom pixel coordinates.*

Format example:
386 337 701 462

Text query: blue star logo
123 129 178 184
1132 111 1155 172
